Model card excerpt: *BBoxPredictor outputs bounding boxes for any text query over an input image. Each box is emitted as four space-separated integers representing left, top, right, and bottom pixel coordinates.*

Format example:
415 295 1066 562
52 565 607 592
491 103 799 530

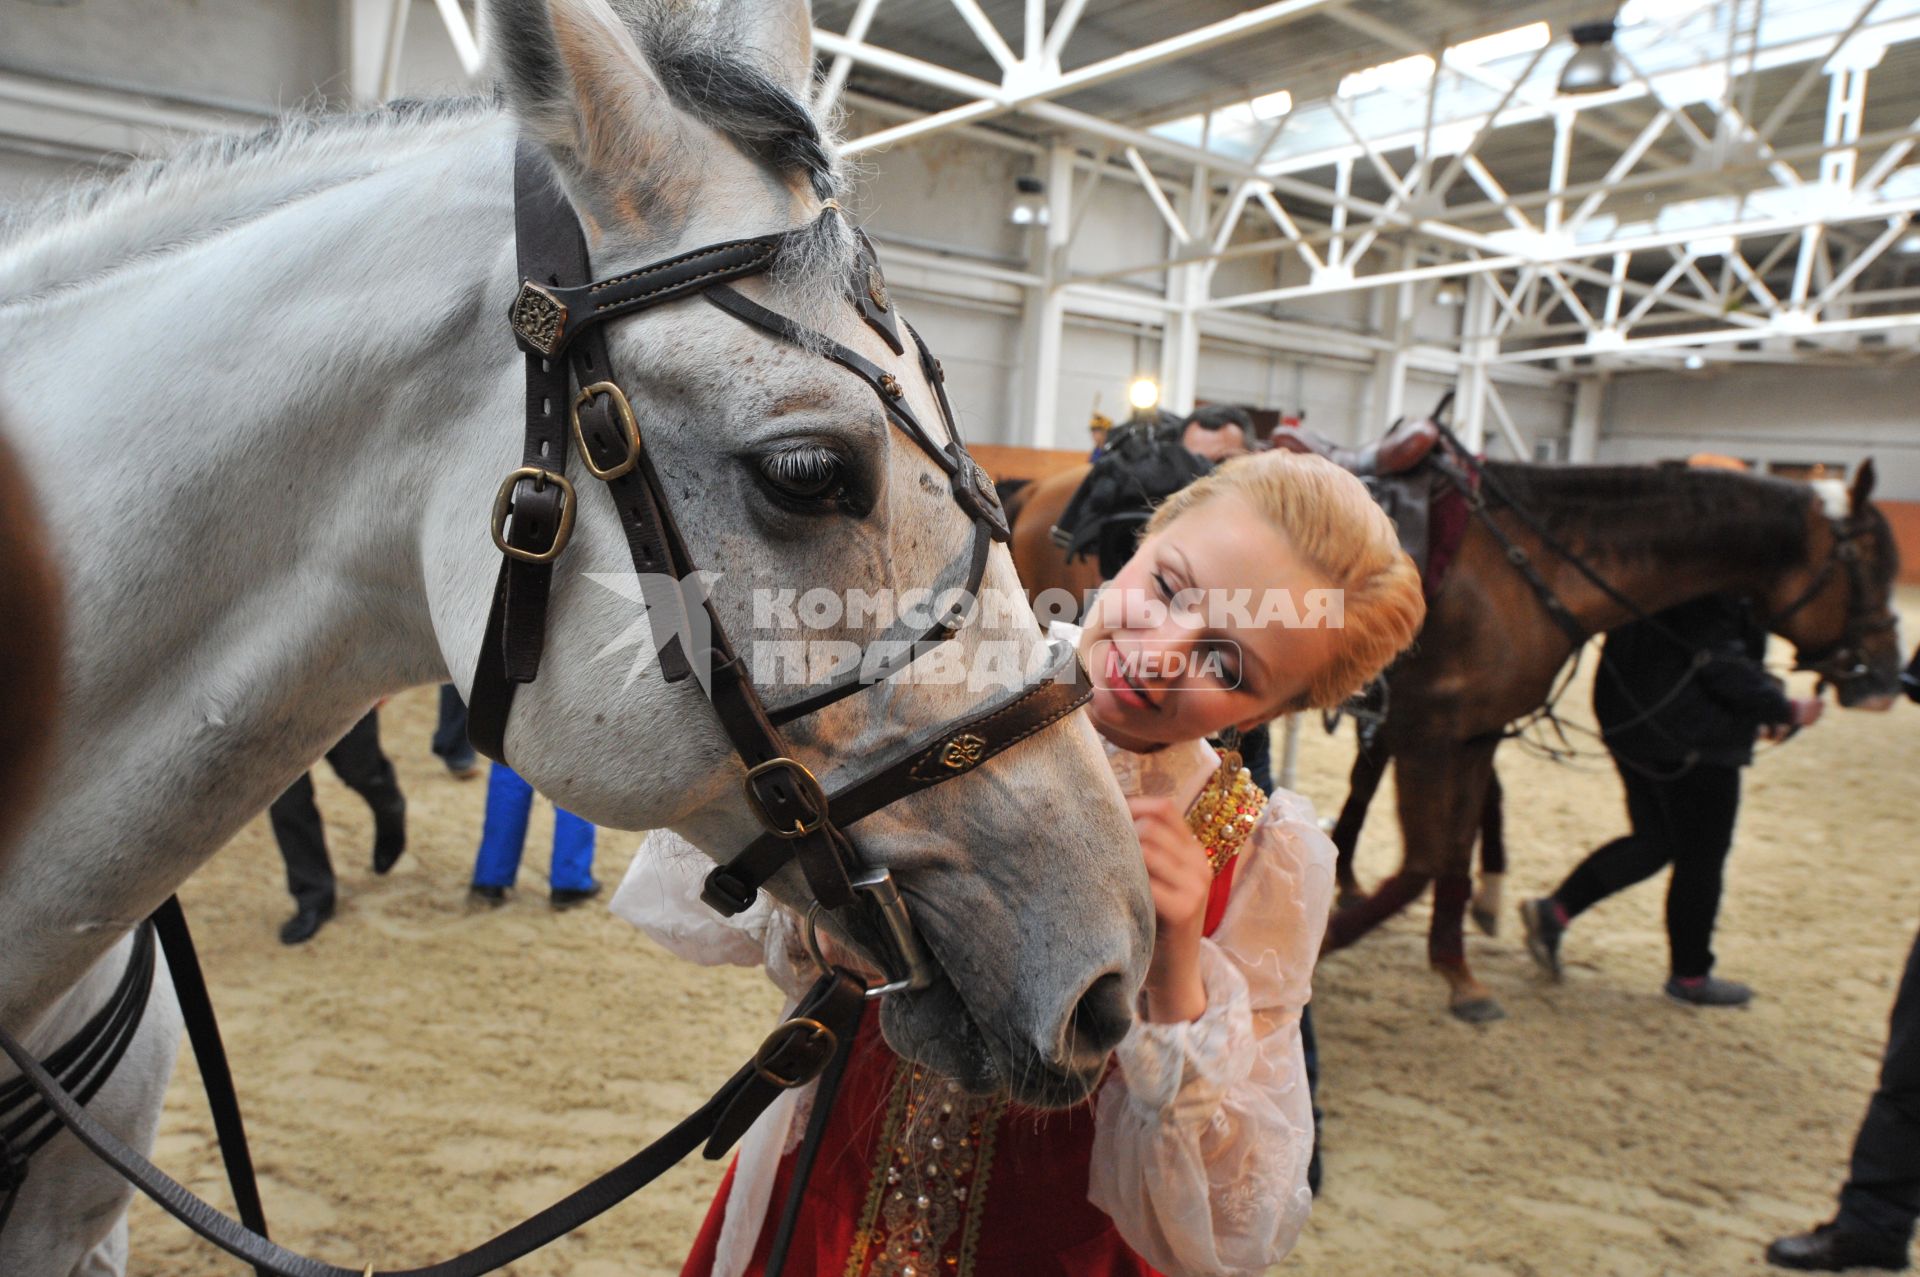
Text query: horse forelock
0 97 498 305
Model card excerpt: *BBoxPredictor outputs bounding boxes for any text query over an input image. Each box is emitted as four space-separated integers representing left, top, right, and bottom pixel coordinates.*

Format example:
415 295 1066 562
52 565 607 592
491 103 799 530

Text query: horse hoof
1450 997 1506 1025
1470 906 1500 937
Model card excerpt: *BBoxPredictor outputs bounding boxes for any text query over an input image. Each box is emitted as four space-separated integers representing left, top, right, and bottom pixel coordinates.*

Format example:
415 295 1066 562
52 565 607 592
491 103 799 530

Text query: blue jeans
470 763 596 891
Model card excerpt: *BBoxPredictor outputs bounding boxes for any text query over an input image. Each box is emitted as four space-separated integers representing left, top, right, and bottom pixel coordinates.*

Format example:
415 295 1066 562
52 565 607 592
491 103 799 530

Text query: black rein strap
0 952 865 1277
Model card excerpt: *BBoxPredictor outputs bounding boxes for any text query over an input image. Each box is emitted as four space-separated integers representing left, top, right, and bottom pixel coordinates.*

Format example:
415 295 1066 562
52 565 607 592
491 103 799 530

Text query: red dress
682 861 1241 1277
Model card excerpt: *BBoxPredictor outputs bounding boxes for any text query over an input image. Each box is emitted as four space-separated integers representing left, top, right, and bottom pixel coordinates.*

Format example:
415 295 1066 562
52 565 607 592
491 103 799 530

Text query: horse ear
482 0 696 234
725 0 817 99
1851 458 1878 510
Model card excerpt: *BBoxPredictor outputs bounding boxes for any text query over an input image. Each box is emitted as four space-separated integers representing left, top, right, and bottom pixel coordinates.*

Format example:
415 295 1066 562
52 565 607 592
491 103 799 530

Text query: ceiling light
1558 21 1621 95
1684 353 1706 370
1009 176 1049 228
1898 232 1920 255
1128 378 1162 412
1434 282 1465 306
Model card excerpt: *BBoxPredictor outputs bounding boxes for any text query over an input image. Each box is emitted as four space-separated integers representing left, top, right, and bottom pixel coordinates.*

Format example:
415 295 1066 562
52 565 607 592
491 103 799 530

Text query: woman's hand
1129 795 1212 1023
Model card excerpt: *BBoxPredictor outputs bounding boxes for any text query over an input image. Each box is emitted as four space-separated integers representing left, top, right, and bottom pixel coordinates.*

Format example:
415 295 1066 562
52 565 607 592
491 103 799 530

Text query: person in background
1180 404 1256 463
432 683 480 779
1088 410 1113 462
268 708 406 945
1765 644 1920 1272
1521 593 1823 1006
468 762 599 909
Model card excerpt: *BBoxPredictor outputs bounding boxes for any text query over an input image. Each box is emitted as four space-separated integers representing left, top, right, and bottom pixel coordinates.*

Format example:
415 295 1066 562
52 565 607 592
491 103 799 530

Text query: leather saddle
1270 417 1441 476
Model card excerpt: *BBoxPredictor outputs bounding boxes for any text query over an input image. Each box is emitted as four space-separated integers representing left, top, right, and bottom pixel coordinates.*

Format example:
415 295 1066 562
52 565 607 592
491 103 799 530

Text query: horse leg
1331 729 1391 910
1470 770 1507 937
1433 874 1503 1022
1396 742 1504 1021
70 1218 127 1277
1323 869 1431 952
0 938 182 1277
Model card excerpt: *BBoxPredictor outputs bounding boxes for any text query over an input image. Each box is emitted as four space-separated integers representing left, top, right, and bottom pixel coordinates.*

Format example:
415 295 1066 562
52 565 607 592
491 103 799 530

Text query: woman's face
1079 493 1340 751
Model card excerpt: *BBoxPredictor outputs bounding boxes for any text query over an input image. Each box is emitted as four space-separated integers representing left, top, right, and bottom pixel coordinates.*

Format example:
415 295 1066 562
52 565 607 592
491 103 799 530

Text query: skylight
1446 22 1550 69
1337 53 1435 99
1216 89 1294 130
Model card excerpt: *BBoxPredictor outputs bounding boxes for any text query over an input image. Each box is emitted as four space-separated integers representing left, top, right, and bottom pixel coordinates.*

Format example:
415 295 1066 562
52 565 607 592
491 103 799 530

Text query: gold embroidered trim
842 1063 1006 1277
842 1068 910 1277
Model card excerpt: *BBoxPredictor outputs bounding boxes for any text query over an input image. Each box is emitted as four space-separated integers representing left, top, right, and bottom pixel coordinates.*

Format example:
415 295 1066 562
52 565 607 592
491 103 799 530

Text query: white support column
1568 375 1607 462
1159 164 1209 416
1019 143 1077 448
1367 274 1415 434
1457 274 1499 451
341 0 408 106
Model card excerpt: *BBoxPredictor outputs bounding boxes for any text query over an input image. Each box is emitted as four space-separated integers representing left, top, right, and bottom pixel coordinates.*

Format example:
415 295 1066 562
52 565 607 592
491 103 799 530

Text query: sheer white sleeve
608 832 811 1277
608 831 814 999
1087 786 1335 1276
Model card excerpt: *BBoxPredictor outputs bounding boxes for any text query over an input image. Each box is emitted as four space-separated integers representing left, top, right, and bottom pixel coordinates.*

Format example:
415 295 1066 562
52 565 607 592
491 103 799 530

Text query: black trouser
268 710 401 912
432 684 473 766
1551 758 1741 980
1838 924 1920 1246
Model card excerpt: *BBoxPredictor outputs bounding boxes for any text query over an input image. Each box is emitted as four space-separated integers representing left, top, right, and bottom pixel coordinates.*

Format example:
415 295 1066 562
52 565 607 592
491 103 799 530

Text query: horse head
1769 460 1903 709
465 0 1152 1105
0 424 61 867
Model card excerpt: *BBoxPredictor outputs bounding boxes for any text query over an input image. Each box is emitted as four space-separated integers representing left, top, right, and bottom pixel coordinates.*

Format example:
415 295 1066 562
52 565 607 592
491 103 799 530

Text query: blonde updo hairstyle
1143 450 1426 712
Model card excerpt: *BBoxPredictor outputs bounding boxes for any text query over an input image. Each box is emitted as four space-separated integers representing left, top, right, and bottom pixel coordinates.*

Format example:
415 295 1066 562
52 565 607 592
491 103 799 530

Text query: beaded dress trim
842 1065 1007 1277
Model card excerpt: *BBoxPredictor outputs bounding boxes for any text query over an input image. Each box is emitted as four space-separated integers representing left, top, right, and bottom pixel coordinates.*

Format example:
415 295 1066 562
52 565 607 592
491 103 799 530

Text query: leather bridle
0 144 1099 1276
1768 509 1898 694
468 143 1093 999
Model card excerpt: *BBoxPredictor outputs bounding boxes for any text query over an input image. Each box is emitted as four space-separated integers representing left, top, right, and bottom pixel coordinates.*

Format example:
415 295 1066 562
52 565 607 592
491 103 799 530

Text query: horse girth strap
0 931 866 1277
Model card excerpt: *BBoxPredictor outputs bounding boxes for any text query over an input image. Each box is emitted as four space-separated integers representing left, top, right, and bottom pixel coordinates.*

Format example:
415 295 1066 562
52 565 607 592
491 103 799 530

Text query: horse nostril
1063 970 1134 1060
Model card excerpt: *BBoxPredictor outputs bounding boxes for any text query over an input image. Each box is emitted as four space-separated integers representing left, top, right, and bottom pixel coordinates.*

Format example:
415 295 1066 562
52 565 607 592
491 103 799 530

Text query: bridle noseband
468 143 1092 1001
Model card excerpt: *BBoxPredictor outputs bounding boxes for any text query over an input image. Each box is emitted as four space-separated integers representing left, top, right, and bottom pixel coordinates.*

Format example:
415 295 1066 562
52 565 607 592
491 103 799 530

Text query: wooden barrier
1880 499 1920 585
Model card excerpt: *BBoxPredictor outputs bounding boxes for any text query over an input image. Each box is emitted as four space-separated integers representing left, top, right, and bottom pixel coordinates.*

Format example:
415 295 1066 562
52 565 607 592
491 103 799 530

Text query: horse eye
757 445 848 505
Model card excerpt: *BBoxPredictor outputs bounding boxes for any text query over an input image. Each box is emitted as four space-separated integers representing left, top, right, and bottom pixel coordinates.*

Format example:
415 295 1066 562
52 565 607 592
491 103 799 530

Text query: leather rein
0 143 1095 1275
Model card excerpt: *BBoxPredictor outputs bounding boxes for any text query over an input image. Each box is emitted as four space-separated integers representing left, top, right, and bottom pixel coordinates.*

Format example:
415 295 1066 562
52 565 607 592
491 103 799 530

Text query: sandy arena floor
126 590 1920 1276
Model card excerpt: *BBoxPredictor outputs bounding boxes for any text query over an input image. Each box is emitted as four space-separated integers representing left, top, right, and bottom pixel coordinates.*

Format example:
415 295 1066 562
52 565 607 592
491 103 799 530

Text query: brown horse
0 424 63 865
1006 462 1102 620
1010 455 1904 1021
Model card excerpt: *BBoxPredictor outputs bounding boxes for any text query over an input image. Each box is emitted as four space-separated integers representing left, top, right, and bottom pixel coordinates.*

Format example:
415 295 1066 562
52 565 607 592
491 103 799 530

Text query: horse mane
3 4 850 308
1481 461 1816 571
0 97 497 303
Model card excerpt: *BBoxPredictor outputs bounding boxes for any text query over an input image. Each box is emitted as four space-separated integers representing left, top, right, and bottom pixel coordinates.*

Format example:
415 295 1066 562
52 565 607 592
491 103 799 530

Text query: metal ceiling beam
830 0 1350 156
1495 310 1920 364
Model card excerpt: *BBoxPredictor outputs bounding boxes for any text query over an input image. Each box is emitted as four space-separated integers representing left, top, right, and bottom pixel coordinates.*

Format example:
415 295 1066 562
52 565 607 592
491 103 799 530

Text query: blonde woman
616 451 1426 1277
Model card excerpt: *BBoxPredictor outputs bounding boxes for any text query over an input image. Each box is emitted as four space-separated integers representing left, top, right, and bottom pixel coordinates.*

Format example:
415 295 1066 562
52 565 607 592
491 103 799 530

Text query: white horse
0 0 1152 1269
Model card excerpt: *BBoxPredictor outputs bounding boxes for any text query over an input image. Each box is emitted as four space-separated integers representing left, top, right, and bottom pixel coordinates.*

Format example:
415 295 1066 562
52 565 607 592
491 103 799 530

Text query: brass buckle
570 381 642 480
490 467 577 564
753 1016 836 1089
744 757 828 839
